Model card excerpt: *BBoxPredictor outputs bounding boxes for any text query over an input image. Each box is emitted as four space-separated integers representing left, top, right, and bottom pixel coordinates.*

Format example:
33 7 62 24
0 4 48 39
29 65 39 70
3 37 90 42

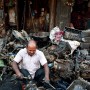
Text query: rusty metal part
53 59 74 78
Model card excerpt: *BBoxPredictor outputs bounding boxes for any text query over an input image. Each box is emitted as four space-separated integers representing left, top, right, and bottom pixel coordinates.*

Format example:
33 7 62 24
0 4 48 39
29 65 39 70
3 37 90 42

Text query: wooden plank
49 0 56 31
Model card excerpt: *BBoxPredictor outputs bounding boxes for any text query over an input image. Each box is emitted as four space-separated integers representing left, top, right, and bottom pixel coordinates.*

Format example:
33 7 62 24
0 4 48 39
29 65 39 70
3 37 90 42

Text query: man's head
26 40 37 56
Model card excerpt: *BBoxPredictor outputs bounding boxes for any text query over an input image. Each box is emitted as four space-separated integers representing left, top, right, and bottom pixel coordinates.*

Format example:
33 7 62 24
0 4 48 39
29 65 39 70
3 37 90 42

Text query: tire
82 37 90 43
81 29 90 37
63 27 82 41
80 42 90 49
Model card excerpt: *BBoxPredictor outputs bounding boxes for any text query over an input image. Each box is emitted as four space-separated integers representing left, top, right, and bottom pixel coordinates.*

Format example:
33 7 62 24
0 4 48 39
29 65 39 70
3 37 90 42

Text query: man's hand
11 61 24 79
16 72 24 79
44 79 55 90
45 79 50 84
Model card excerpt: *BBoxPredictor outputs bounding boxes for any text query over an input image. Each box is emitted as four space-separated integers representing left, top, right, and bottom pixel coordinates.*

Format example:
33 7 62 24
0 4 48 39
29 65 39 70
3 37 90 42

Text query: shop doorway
70 0 90 30
18 0 50 33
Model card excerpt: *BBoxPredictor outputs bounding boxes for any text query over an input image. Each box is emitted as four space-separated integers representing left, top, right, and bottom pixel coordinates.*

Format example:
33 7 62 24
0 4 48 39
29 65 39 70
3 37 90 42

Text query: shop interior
70 0 90 30
0 0 90 33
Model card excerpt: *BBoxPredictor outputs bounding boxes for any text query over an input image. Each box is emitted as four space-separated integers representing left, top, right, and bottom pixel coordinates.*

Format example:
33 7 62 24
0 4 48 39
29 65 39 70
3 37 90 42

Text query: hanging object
0 0 3 9
88 1 90 7
64 0 75 7
8 7 16 25
8 0 14 7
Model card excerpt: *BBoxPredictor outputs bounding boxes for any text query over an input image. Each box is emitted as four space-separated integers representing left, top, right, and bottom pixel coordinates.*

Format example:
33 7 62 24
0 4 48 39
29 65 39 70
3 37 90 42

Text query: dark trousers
20 68 45 84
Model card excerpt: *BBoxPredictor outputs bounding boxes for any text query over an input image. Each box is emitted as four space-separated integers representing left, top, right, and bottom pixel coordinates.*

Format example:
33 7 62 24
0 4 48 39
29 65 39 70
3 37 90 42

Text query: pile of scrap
0 19 5 38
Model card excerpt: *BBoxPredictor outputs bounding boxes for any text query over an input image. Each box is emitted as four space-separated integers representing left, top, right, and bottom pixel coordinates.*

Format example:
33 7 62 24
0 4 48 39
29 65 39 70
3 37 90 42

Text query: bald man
11 40 50 84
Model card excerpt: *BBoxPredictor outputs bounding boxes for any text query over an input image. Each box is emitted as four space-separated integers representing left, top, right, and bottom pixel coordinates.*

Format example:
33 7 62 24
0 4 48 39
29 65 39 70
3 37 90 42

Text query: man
11 40 50 84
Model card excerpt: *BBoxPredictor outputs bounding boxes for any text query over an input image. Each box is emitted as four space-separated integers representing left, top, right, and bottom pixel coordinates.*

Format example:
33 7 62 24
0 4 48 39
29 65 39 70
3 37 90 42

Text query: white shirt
13 48 47 78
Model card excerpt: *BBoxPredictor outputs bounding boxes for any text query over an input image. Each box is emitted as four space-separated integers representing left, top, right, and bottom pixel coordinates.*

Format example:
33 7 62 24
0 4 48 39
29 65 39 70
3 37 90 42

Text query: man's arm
11 61 23 78
43 63 50 81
